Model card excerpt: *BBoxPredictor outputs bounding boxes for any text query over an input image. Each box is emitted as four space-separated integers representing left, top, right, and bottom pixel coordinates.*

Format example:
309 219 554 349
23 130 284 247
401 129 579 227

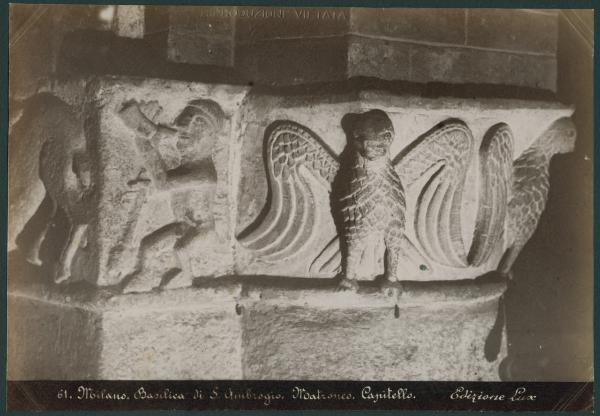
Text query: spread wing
237 121 339 261
498 117 575 274
468 123 514 266
393 119 474 267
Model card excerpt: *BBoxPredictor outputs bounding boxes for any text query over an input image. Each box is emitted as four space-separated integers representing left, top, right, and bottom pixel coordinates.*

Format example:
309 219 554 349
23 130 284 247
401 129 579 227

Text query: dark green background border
0 0 597 414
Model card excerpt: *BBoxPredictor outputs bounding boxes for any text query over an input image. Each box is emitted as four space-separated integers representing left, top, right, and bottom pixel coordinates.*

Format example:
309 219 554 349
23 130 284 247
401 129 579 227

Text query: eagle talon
379 280 404 298
336 277 359 292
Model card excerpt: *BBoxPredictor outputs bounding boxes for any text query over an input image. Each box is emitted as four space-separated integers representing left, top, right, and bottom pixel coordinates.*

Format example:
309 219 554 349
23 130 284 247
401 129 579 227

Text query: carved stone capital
8 76 577 382
10 77 575 293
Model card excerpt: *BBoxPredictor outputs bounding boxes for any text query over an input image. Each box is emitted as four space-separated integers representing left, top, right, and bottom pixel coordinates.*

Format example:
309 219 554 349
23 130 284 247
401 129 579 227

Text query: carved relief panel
11 79 250 292
235 92 575 283
88 80 250 292
12 79 575 292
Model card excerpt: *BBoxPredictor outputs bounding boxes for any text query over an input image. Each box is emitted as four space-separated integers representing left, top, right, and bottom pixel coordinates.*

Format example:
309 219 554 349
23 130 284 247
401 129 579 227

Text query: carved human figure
14 93 94 283
116 99 224 291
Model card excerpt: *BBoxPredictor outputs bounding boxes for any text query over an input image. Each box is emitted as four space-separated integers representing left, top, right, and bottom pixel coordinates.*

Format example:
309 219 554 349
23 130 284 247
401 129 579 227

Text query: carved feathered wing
498 117 576 274
468 123 514 266
238 121 339 261
393 119 474 267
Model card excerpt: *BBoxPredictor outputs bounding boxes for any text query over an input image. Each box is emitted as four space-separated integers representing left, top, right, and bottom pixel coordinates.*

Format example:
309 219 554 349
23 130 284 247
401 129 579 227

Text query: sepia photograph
5 3 594 411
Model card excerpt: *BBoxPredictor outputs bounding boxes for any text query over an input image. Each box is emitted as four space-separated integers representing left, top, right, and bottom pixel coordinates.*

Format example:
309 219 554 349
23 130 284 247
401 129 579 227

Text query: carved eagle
237 110 575 283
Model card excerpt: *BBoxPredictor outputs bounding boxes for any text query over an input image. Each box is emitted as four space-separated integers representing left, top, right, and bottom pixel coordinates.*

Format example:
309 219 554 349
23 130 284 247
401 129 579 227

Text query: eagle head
342 109 394 161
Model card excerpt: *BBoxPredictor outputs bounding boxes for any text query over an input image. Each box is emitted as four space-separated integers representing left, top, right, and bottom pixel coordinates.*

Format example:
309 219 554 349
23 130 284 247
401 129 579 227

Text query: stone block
113 5 145 39
99 286 244 379
409 45 557 90
8 275 505 380
350 8 465 44
347 35 411 80
235 36 348 86
8 282 244 380
170 6 236 36
8 294 102 379
168 34 235 67
167 6 235 66
9 5 106 97
235 6 349 41
241 279 506 380
467 9 558 54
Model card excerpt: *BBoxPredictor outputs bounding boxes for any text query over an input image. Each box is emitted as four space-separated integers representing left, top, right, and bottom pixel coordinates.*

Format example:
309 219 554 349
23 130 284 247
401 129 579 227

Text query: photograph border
1 0 597 414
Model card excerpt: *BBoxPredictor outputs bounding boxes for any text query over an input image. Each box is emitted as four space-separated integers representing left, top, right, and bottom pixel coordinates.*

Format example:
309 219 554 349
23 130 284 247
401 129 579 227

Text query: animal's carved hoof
23 253 43 267
380 280 404 298
54 271 71 284
336 277 359 292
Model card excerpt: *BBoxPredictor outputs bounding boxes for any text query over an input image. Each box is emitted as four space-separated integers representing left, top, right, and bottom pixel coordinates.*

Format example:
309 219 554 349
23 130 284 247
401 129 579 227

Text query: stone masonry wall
10 6 559 97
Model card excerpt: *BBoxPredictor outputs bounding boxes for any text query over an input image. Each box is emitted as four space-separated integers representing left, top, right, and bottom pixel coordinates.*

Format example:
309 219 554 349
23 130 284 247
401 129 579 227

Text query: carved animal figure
334 111 407 290
498 118 576 276
14 93 94 283
238 110 476 290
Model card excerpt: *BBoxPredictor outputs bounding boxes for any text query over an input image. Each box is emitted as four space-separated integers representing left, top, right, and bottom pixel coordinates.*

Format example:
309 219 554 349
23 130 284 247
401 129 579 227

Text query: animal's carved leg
107 187 149 275
55 224 88 283
16 193 57 266
122 222 184 292
163 220 204 288
172 228 197 283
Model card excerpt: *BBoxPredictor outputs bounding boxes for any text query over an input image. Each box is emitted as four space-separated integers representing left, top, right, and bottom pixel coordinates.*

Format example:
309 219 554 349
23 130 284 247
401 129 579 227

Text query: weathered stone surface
167 6 235 66
347 35 557 89
158 6 559 89
9 5 106 97
99 286 244 379
8 282 244 380
7 275 505 380
240 279 506 380
467 9 558 54
235 6 349 40
235 37 348 86
243 303 504 380
8 295 102 379
350 8 465 44
112 5 145 39
10 6 561 95
169 34 235 67
409 45 557 90
347 36 411 80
